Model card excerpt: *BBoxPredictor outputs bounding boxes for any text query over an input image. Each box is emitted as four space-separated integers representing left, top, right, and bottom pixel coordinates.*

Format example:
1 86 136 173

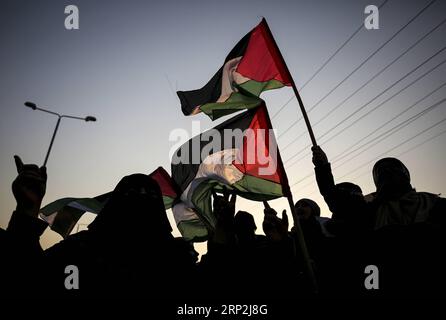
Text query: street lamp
24 101 97 167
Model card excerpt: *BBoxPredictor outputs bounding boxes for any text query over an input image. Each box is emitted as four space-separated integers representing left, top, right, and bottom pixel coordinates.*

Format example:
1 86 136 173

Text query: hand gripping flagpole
24 101 96 167
261 19 319 293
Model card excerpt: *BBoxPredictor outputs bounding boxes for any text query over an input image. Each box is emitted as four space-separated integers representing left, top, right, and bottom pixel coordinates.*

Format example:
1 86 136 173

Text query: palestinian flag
149 166 179 209
171 102 290 241
39 167 178 238
178 18 292 120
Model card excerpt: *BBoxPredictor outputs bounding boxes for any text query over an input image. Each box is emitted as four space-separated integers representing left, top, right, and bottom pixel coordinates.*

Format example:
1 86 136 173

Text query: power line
285 54 446 169
270 95 294 119
349 127 446 182
331 81 446 163
284 46 446 166
293 126 446 194
270 0 391 120
336 115 446 180
293 179 317 194
276 0 438 138
333 97 446 169
281 16 446 152
307 0 437 113
289 171 315 189
288 96 446 188
318 56 446 145
395 128 446 158
286 54 445 169
299 2 386 91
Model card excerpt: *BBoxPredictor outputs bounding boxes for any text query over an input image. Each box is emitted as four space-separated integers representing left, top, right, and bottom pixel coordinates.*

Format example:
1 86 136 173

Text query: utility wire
318 57 446 145
281 17 446 152
270 0 391 120
288 96 446 188
336 115 446 180
277 0 437 138
285 46 446 166
348 127 446 182
292 117 446 192
333 97 446 169
331 81 446 163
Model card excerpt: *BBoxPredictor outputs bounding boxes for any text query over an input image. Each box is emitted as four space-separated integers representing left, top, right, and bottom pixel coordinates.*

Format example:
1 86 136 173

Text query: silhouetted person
312 146 372 235
311 146 374 296
371 157 446 228
312 146 446 297
368 157 446 297
1 156 48 297
234 210 257 246
261 201 303 297
199 187 238 298
200 189 301 299
3 156 197 298
293 198 325 256
324 182 370 238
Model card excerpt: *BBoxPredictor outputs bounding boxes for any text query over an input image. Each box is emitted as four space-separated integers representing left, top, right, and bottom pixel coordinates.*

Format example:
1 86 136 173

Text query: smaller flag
178 18 292 120
172 202 208 242
39 167 178 238
171 102 290 241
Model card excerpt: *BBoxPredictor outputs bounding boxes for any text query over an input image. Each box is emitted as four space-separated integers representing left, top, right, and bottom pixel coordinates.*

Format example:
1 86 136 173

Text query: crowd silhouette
1 147 445 299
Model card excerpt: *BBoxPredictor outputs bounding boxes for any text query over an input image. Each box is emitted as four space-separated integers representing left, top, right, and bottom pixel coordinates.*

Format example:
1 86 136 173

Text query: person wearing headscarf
369 157 446 297
290 198 325 265
3 156 198 298
371 157 445 229
234 210 257 246
311 146 371 236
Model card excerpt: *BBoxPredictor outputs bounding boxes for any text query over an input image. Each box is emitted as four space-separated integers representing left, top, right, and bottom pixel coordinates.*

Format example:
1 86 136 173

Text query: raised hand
12 155 47 217
210 186 237 245
311 145 329 167
262 201 289 242
212 186 237 222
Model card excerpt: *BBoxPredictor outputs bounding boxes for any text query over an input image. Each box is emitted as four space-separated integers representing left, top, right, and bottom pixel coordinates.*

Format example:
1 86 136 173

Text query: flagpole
285 190 319 294
261 19 319 292
262 103 319 294
261 18 317 147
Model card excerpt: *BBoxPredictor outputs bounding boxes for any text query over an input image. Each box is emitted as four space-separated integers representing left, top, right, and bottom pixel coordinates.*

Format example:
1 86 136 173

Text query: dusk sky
1 0 445 253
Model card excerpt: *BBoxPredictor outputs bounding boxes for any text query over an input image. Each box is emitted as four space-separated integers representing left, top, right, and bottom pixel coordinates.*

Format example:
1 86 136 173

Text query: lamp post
24 101 96 167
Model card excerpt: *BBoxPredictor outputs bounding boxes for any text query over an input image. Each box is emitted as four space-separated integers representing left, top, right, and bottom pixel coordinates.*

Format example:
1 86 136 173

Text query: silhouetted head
295 198 320 220
335 182 363 197
88 174 172 240
234 210 257 243
373 158 412 199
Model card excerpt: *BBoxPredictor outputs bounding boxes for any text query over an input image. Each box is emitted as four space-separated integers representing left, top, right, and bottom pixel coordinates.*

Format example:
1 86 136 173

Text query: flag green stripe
238 79 285 97
200 92 262 120
190 180 220 228
177 219 208 242
40 197 104 216
162 195 175 209
199 80 284 120
42 195 174 217
189 174 283 232
232 174 283 201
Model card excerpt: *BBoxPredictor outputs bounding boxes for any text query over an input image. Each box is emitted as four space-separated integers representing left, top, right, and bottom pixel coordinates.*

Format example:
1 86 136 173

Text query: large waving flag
177 18 292 120
171 102 290 241
39 167 178 238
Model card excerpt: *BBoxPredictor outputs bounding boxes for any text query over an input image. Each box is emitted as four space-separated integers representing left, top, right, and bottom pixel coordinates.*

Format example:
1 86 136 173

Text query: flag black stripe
172 108 256 191
177 30 252 115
